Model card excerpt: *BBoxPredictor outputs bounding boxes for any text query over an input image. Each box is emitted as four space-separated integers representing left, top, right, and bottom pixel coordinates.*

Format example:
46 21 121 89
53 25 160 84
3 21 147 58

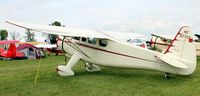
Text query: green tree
48 21 62 44
25 29 36 42
51 21 61 26
0 30 8 40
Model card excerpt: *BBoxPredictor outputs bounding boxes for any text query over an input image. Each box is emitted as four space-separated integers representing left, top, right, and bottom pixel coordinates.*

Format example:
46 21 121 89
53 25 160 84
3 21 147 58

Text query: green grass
0 56 200 96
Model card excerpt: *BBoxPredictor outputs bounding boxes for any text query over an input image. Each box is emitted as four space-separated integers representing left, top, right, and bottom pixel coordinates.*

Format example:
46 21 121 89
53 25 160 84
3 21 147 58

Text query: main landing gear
85 63 101 72
57 53 81 76
164 73 170 79
56 53 101 76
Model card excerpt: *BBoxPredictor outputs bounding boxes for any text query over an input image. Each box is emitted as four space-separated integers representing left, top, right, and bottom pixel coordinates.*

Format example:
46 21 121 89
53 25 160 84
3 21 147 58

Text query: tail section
164 26 195 56
161 26 196 75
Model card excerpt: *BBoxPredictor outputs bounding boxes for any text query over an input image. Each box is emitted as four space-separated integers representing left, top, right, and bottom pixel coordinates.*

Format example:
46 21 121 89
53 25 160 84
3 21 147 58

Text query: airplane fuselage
57 37 195 75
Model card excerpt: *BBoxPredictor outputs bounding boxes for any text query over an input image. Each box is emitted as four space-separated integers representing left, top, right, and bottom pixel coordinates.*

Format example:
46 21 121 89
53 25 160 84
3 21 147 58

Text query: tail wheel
164 73 170 79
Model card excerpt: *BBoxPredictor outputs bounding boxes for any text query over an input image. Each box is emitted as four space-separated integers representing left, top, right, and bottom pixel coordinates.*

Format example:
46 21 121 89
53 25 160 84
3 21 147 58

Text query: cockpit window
99 40 108 47
88 38 96 44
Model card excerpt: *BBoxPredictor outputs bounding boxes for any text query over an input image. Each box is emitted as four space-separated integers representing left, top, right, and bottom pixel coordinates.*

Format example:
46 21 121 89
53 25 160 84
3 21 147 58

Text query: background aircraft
0 40 24 60
149 33 200 56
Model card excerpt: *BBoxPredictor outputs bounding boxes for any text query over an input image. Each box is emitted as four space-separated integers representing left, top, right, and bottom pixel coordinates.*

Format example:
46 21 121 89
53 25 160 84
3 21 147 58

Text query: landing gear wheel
164 73 170 79
85 63 101 72
57 65 75 76
56 53 81 76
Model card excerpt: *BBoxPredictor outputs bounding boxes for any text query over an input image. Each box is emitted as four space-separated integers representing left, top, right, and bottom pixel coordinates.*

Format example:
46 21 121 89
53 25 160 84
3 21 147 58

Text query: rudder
164 26 196 75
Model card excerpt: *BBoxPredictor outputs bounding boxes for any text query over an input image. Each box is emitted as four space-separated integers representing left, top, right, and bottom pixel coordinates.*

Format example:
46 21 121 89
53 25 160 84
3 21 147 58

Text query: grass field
0 56 200 96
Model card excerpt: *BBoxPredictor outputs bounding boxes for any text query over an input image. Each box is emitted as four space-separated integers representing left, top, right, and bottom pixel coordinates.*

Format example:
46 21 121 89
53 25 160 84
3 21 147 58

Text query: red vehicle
0 40 24 59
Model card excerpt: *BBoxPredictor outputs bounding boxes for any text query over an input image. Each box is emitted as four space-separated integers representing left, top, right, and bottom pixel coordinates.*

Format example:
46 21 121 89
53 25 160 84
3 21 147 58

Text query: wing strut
62 37 90 58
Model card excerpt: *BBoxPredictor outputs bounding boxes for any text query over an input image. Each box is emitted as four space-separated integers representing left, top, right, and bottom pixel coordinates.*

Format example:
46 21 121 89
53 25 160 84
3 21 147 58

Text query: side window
99 40 108 47
81 37 87 42
72 37 80 40
88 38 96 44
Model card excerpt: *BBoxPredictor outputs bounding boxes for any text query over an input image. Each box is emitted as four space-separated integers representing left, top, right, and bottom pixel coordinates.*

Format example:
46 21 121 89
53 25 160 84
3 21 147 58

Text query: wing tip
5 20 13 24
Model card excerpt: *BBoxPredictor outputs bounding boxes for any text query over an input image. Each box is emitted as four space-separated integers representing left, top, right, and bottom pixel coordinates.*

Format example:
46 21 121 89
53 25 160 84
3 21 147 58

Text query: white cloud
142 19 172 31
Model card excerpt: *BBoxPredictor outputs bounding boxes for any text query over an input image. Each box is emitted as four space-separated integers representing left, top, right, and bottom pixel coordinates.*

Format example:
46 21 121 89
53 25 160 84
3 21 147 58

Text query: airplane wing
6 21 146 46
35 44 57 48
0 40 19 44
6 21 111 39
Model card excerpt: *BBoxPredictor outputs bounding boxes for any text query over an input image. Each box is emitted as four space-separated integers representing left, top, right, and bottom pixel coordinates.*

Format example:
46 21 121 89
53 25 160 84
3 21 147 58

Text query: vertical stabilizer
164 26 196 75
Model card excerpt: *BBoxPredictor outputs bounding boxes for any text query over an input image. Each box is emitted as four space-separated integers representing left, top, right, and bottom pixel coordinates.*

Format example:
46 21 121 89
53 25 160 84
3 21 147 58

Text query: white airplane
6 21 196 79
149 33 200 56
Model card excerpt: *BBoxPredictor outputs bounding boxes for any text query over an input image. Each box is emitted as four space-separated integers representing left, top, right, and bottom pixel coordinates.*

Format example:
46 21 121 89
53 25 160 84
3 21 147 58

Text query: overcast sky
0 0 200 38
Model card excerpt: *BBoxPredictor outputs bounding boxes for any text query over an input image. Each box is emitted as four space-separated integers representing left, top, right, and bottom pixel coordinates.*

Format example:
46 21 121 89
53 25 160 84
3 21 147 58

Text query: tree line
0 21 62 44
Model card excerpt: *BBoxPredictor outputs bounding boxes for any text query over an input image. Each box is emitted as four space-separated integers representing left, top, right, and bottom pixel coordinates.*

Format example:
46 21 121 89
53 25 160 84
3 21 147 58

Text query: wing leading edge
5 21 109 39
6 21 149 48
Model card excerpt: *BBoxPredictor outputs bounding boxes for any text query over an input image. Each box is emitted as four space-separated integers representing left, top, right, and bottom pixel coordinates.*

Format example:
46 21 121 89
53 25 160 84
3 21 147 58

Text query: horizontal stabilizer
159 54 188 69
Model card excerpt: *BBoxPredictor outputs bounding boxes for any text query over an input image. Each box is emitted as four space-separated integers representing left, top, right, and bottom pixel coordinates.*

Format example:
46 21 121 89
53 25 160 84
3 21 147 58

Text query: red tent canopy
17 43 38 50
0 40 19 44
